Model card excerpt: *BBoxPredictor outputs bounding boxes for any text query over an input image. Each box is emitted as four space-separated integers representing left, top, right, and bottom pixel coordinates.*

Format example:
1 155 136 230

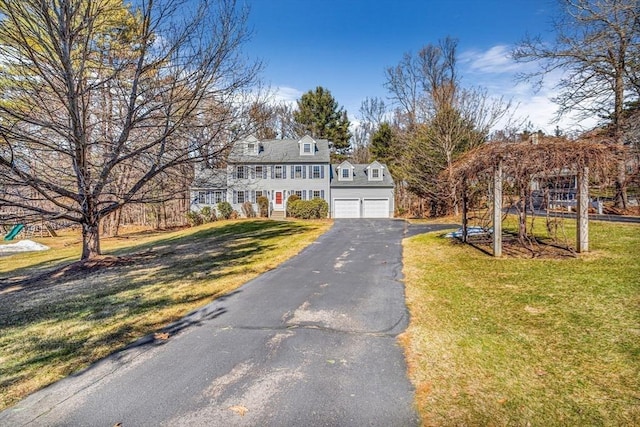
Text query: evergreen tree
370 122 395 164
294 87 351 154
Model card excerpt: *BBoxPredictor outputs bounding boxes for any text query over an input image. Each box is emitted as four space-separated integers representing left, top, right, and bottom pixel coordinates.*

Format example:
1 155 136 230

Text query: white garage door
363 199 389 218
334 199 360 218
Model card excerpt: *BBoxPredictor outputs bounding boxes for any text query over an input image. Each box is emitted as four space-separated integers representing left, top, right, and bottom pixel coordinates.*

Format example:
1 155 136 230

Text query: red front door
275 191 283 207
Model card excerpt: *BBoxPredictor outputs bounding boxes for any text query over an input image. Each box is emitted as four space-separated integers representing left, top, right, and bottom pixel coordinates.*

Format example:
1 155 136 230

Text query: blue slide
4 224 24 241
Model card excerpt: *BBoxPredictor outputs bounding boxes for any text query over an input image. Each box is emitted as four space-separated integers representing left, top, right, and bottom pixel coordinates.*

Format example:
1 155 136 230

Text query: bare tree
0 0 260 260
386 38 512 214
359 97 388 129
350 97 388 161
384 52 425 129
512 0 640 208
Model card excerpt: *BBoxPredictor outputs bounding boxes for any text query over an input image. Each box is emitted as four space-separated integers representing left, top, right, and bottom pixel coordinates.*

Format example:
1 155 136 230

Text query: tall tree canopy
293 86 351 155
512 0 640 208
0 0 260 260
385 38 511 214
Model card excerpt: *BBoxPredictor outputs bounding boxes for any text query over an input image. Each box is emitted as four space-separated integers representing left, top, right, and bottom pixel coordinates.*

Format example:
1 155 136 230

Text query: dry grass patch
0 219 330 410
402 220 640 426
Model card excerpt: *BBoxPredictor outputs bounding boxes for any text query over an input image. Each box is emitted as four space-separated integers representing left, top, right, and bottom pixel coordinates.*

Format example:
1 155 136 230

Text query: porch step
271 210 285 220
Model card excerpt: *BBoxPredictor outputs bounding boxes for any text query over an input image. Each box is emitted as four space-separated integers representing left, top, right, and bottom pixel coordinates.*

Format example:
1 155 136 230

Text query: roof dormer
243 135 259 156
366 161 384 181
298 135 316 156
337 160 354 181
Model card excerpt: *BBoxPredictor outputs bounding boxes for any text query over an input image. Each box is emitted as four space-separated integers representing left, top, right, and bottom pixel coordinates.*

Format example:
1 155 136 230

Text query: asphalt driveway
1 219 448 426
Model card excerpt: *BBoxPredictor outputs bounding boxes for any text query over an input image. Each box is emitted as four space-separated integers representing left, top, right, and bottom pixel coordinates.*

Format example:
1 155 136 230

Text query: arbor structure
512 0 640 208
0 0 260 260
293 86 351 155
451 137 621 256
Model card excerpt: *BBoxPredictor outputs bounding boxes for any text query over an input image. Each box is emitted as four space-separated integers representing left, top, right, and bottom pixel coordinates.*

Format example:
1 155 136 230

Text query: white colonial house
190 135 394 218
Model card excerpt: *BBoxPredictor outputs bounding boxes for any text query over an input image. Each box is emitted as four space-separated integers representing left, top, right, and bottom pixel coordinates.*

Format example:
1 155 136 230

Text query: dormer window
367 161 384 181
299 135 316 155
337 161 354 181
241 135 259 156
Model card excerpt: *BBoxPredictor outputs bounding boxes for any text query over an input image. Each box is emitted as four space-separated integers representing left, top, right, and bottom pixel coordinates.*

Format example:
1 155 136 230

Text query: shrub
287 198 328 219
242 201 256 218
257 196 269 217
217 201 233 220
200 206 217 222
230 210 239 219
186 210 203 226
286 194 300 216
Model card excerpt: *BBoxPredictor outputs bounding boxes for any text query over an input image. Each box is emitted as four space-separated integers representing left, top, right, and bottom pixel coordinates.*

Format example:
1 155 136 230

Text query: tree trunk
518 186 527 242
81 222 101 260
615 159 628 209
614 63 628 209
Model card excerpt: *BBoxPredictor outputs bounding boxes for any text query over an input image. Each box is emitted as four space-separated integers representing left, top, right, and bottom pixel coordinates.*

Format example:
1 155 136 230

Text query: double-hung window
236 165 245 179
294 165 303 179
274 165 283 179
312 165 321 179
213 191 224 203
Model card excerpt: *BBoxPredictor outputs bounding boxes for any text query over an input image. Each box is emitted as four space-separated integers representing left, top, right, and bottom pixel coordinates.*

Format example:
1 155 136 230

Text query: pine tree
294 87 351 154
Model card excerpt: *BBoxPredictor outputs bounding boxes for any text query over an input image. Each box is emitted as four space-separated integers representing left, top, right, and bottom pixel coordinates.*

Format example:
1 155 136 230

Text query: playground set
2 222 58 241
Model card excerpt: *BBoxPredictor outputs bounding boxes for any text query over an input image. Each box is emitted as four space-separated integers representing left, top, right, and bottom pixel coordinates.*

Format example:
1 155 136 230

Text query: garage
333 199 360 218
363 198 390 218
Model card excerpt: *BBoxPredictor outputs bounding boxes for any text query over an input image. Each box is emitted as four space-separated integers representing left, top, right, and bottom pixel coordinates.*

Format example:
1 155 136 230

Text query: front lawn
402 220 640 426
0 219 331 410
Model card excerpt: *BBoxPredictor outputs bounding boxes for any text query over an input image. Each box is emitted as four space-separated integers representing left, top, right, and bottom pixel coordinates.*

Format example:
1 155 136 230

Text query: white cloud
272 86 302 104
461 45 598 134
460 45 525 74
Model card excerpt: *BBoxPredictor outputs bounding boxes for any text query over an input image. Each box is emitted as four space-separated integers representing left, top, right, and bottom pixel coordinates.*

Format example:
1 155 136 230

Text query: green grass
0 219 331 410
402 220 640 426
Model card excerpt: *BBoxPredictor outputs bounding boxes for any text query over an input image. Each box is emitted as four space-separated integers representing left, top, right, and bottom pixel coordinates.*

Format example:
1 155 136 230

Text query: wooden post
493 161 503 257
461 178 468 243
576 166 589 253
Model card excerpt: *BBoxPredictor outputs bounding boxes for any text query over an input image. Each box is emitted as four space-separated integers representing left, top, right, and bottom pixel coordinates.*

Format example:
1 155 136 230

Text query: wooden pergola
451 138 621 256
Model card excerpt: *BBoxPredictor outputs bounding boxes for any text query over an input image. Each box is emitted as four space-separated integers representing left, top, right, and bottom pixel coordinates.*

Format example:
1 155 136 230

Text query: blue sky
243 0 593 134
